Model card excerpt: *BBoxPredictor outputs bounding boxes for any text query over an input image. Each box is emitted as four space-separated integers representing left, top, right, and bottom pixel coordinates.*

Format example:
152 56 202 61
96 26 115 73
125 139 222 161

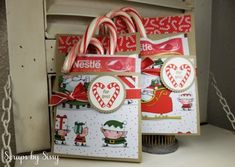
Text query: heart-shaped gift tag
88 75 125 113
161 57 195 92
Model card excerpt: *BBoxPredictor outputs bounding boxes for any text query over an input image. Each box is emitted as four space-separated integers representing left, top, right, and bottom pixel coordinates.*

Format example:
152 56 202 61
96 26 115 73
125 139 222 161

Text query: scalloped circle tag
88 75 126 113
161 57 195 92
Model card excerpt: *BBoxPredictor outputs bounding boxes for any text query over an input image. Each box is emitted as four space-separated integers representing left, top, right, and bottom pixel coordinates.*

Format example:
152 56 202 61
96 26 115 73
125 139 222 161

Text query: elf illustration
178 93 194 111
100 120 128 147
54 115 70 145
74 122 88 146
141 58 173 116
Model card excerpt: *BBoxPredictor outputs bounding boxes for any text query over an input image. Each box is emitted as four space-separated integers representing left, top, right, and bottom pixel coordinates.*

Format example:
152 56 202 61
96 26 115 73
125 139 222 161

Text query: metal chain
1 75 12 167
210 72 235 130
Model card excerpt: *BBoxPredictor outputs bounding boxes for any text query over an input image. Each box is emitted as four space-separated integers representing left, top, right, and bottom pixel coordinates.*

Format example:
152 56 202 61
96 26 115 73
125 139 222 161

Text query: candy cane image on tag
106 82 120 108
165 64 178 88
88 76 126 113
179 64 191 88
92 82 106 108
161 57 195 92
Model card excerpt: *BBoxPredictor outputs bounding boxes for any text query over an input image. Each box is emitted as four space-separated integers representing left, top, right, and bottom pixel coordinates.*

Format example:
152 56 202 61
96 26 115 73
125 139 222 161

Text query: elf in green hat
100 120 128 147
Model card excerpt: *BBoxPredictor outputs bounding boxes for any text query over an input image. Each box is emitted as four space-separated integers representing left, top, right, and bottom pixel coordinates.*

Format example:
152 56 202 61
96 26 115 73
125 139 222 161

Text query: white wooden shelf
46 16 92 38
15 125 235 167
46 4 107 17
45 0 188 17
126 0 194 10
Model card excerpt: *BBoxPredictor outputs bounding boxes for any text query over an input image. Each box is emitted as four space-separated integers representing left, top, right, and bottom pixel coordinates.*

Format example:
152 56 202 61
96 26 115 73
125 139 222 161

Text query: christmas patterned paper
141 56 199 134
58 34 138 54
52 73 141 161
140 34 189 56
115 15 191 35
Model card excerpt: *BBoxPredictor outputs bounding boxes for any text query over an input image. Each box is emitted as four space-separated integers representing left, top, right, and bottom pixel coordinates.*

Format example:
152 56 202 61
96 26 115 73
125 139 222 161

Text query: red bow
50 83 88 106
141 57 161 76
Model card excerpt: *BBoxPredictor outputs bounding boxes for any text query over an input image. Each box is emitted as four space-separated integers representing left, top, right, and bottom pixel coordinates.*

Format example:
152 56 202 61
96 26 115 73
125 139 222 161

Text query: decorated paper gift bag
50 16 142 162
108 7 199 135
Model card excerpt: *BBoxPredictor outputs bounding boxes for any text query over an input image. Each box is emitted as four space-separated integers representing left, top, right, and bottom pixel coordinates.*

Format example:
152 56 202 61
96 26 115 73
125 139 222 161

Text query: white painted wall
6 0 50 153
208 0 235 130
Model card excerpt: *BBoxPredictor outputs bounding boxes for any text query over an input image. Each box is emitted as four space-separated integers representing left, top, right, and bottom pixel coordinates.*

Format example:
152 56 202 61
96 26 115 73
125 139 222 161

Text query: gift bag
50 16 142 162
108 7 199 135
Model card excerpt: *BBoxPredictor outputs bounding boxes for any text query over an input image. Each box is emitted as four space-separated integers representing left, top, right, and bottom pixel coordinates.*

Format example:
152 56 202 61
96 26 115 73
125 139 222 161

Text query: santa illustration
141 58 173 115
178 93 193 111
141 78 161 102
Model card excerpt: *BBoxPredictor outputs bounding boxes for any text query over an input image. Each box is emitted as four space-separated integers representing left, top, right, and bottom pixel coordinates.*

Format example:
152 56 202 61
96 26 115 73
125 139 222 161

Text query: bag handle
79 16 117 55
62 16 117 73
62 37 104 73
101 10 136 34
120 7 147 38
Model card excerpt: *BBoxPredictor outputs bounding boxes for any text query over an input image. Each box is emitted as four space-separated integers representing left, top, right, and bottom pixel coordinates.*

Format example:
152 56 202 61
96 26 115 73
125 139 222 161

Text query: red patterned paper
57 34 137 54
71 56 137 73
140 37 185 56
115 15 191 35
58 35 82 54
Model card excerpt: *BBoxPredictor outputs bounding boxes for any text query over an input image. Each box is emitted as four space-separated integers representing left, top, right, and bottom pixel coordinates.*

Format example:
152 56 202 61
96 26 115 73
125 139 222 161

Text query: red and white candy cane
63 16 117 73
106 82 120 108
103 10 136 34
92 82 106 108
80 16 117 55
165 64 178 88
179 64 191 88
62 37 104 73
121 7 147 38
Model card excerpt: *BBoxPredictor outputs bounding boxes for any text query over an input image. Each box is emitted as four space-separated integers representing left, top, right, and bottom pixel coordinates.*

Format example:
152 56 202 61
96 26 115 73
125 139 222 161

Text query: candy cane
63 16 117 73
121 7 147 38
106 82 120 108
90 38 104 55
105 10 136 33
62 37 104 73
80 16 117 55
165 64 178 88
179 64 191 88
92 82 106 108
